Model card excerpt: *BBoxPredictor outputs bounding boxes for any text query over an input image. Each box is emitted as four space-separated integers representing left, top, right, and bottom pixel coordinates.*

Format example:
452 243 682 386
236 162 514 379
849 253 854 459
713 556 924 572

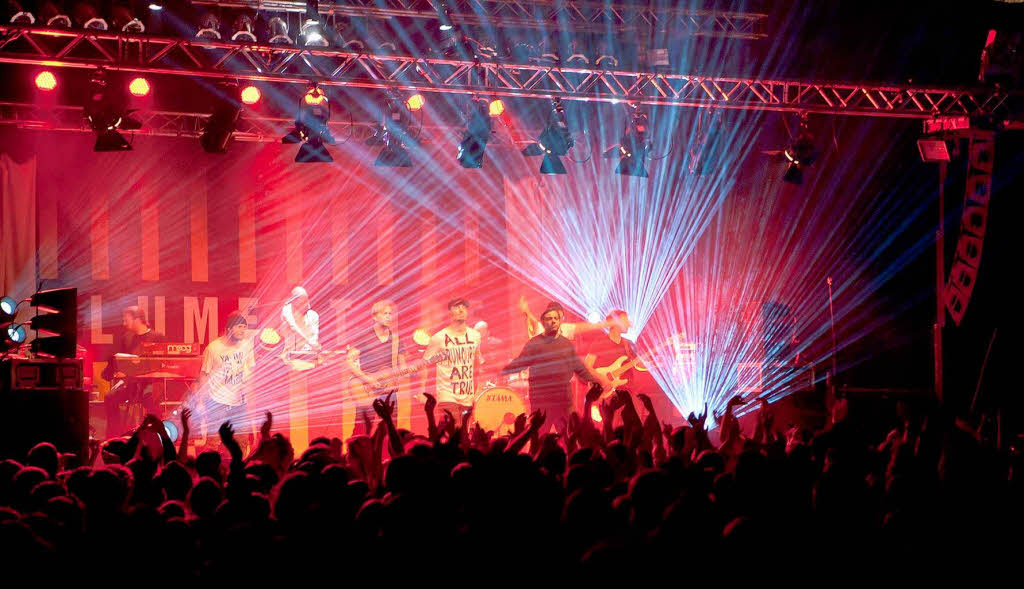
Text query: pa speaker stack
0 356 87 460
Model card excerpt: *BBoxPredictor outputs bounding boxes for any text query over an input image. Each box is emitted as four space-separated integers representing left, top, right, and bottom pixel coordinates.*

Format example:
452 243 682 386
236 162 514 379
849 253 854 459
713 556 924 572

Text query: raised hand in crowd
178 407 192 461
423 392 439 441
373 391 403 458
260 410 273 442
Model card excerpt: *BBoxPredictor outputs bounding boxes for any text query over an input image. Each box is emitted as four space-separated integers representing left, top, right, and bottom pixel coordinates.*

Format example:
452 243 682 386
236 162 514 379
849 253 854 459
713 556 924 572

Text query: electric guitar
583 353 648 391
348 351 449 402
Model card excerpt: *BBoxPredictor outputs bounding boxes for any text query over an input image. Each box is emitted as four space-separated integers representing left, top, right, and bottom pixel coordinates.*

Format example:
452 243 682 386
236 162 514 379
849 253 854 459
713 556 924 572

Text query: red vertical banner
331 196 348 285
238 191 257 283
419 210 437 326
90 191 110 281
190 186 209 283
38 183 58 280
286 196 304 286
464 207 479 287
376 200 394 286
141 188 160 282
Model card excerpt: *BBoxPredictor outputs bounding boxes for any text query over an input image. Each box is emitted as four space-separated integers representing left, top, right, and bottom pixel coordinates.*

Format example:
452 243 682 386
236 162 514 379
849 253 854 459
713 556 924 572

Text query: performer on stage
501 302 608 430
346 300 406 433
582 309 637 378
280 286 320 352
517 296 616 339
195 311 255 444
102 306 166 436
424 298 482 418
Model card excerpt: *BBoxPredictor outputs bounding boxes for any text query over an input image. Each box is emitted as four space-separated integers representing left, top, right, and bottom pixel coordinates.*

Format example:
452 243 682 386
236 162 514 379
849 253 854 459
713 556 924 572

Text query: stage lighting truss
522 98 573 174
84 68 142 151
187 1 768 39
0 24 1007 119
603 103 651 177
282 83 335 162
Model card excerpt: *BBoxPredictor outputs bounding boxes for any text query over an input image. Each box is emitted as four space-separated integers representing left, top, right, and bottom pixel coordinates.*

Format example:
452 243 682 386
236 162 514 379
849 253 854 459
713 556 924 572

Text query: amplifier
140 342 201 356
1 356 83 391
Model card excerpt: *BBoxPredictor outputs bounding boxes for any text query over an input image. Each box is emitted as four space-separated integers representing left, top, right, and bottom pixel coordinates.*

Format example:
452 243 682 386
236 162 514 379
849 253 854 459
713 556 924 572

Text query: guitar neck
374 358 436 382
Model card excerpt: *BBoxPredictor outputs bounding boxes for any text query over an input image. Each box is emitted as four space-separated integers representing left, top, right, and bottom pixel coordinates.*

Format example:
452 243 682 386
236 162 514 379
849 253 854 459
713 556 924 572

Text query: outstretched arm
501 340 534 376
373 392 404 459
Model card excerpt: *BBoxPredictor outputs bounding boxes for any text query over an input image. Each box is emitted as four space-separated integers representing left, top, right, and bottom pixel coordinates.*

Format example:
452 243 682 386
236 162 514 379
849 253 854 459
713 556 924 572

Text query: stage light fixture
240 85 261 105
111 3 144 32
406 94 425 112
128 77 151 97
162 420 179 442
602 104 651 177
84 69 142 152
522 98 573 175
301 20 327 47
9 4 34 23
366 94 415 167
457 98 492 169
435 2 453 31
282 84 334 163
231 13 257 42
488 98 504 117
35 71 58 92
782 115 819 185
2 295 25 354
196 12 221 39
268 16 292 44
39 0 71 27
201 82 243 154
0 296 16 317
71 1 107 29
149 3 163 10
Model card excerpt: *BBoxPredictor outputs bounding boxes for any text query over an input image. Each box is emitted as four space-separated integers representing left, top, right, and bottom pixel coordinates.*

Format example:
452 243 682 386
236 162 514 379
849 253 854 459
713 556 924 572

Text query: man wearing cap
501 302 609 430
280 285 320 352
424 297 482 418
194 311 256 441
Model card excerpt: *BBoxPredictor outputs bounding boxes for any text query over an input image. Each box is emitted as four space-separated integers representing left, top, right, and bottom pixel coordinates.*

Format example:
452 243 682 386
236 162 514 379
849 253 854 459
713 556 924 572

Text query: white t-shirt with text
201 337 255 406
428 326 481 407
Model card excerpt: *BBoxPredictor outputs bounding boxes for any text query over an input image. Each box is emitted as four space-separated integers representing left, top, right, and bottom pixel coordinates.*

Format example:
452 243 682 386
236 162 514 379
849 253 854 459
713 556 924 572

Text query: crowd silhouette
1 384 1019 579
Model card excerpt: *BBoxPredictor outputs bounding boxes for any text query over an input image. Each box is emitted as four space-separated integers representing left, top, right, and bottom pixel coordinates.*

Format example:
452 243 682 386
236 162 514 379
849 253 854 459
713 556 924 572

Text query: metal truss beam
0 101 502 144
191 0 768 38
0 25 1011 119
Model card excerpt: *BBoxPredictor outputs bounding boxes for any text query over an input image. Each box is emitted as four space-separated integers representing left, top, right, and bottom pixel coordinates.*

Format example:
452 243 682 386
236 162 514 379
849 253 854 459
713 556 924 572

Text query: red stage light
406 94 425 111
304 87 327 106
35 71 58 91
128 77 151 97
241 85 261 105
488 98 504 117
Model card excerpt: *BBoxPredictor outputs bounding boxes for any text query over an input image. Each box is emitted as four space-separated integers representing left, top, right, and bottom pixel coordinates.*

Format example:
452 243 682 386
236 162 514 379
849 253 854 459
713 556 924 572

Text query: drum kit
471 371 530 436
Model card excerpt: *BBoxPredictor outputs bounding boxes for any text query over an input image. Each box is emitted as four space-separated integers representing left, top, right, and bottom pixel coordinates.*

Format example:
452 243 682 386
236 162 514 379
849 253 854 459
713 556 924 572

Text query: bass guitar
348 351 449 402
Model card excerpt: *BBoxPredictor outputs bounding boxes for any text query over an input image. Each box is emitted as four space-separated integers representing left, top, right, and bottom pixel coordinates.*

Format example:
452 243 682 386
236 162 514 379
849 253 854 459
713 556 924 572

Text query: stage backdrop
1 129 546 449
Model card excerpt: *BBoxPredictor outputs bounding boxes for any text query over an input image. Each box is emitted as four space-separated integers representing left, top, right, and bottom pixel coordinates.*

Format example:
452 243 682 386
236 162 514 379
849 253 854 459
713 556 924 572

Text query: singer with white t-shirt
423 297 483 418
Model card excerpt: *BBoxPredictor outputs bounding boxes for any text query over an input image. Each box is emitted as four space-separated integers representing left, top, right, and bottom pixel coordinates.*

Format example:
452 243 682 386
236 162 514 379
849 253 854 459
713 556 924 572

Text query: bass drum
473 387 528 437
